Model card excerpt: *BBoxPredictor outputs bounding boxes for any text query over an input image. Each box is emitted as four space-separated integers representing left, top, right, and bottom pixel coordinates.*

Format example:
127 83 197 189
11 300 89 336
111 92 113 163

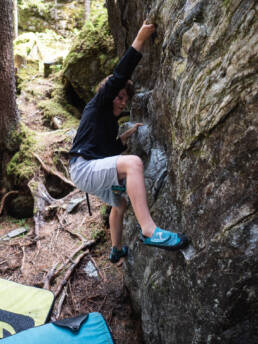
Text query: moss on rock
7 123 38 184
62 5 118 104
38 81 80 128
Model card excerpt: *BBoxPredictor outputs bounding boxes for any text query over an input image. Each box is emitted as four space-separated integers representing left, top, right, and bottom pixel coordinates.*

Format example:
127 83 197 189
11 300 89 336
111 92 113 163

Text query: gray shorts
69 156 125 207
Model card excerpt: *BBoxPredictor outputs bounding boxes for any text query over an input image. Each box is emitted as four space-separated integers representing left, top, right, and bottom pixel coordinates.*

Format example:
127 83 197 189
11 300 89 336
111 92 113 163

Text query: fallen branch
43 262 58 290
68 280 77 314
90 256 106 281
20 246 26 275
54 249 89 298
0 191 19 216
43 238 96 289
33 153 75 188
54 238 96 278
55 285 67 320
98 295 107 313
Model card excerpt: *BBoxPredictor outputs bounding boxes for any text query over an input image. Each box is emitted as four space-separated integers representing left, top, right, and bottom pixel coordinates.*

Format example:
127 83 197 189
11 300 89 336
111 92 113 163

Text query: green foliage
100 205 108 217
7 124 37 184
18 0 50 16
90 227 106 241
6 217 29 232
38 82 80 128
6 217 26 226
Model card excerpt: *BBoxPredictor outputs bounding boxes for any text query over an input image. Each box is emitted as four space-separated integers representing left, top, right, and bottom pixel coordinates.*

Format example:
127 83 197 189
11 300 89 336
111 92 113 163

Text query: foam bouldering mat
0 278 54 339
1 312 114 344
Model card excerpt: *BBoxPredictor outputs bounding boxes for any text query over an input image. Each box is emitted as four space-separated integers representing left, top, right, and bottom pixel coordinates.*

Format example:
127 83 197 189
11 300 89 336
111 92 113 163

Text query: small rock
0 227 28 241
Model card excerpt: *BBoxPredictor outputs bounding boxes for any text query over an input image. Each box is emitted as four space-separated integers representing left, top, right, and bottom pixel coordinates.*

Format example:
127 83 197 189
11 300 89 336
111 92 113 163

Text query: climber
69 21 189 263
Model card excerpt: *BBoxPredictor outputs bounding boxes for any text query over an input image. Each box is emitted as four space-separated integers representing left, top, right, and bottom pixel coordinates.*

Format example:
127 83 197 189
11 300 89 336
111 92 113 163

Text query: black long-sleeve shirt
70 46 142 160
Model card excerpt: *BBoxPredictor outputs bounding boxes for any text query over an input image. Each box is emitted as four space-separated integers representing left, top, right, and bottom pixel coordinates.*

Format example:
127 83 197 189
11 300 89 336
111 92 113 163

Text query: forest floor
0 69 143 343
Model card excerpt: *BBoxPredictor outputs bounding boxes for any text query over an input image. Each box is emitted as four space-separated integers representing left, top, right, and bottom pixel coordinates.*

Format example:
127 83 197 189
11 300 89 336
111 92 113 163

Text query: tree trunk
0 0 18 150
0 0 19 192
85 0 90 21
13 0 18 39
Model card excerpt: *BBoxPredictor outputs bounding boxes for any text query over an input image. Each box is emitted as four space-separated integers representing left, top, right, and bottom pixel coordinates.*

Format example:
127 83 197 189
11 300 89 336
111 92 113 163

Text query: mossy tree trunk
0 0 19 191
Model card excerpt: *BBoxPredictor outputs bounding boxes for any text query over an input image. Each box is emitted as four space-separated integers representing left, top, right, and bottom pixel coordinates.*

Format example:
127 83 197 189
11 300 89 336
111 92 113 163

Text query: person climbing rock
69 21 189 263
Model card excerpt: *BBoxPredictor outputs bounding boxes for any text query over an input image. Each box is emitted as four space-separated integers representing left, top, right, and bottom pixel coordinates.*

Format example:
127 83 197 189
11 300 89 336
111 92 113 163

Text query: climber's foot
140 227 189 250
109 246 128 263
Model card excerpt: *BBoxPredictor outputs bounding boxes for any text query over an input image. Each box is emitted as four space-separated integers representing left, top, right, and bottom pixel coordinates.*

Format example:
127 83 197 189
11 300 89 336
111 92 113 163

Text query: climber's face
113 89 128 117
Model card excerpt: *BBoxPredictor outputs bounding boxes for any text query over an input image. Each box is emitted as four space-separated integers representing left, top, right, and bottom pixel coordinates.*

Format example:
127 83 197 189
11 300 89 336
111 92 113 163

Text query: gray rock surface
107 0 258 343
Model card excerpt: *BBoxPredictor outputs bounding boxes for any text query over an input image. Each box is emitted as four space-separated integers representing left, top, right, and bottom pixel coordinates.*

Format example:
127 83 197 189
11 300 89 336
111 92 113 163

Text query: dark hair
96 74 135 100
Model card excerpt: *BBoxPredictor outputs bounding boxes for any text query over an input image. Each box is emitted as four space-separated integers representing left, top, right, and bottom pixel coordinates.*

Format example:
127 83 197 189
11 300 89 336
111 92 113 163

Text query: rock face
107 1 258 343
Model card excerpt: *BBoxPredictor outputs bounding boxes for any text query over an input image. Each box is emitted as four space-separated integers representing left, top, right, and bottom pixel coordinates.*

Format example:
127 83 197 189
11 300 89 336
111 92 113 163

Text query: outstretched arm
132 22 155 52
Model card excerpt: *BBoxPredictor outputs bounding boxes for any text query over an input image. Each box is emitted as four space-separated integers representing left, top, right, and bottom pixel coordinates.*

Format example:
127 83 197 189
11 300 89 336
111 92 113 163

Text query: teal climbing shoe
109 246 128 263
140 227 189 251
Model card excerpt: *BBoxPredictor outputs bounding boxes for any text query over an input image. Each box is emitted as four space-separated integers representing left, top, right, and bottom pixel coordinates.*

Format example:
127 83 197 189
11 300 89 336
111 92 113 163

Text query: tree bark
0 0 19 195
0 0 19 151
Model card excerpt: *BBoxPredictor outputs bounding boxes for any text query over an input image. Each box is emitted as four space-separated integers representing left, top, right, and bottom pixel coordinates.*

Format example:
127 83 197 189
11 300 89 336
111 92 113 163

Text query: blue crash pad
1 312 114 344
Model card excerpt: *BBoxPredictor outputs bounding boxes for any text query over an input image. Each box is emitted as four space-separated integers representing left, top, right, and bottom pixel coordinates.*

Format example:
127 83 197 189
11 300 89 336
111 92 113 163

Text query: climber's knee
117 155 143 178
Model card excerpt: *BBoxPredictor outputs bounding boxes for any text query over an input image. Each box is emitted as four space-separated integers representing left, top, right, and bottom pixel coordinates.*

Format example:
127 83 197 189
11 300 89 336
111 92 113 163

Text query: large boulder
18 0 85 36
62 8 117 106
107 0 258 343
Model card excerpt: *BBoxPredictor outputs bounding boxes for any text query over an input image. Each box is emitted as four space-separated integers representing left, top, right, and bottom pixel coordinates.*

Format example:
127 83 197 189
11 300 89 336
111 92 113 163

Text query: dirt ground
0 195 143 343
0 72 143 343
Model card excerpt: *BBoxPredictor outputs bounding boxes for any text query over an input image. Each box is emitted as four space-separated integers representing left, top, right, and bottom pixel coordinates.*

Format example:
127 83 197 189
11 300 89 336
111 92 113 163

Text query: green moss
118 115 130 126
7 123 37 184
90 227 106 241
223 0 232 8
171 127 176 145
64 12 114 69
39 99 67 120
16 62 39 94
62 3 117 103
38 80 80 128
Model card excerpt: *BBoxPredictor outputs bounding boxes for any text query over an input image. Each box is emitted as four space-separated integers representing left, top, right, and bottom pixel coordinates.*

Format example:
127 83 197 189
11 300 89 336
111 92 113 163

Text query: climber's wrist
132 37 145 52
132 22 155 52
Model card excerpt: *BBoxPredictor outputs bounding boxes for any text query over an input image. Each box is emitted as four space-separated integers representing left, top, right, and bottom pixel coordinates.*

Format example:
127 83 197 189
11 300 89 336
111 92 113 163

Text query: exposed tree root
0 191 19 215
33 152 75 188
28 179 55 248
27 174 98 318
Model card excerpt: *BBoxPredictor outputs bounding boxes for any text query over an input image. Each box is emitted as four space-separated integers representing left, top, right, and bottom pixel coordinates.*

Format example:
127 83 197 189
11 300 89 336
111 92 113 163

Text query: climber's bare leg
109 197 127 249
116 155 156 237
